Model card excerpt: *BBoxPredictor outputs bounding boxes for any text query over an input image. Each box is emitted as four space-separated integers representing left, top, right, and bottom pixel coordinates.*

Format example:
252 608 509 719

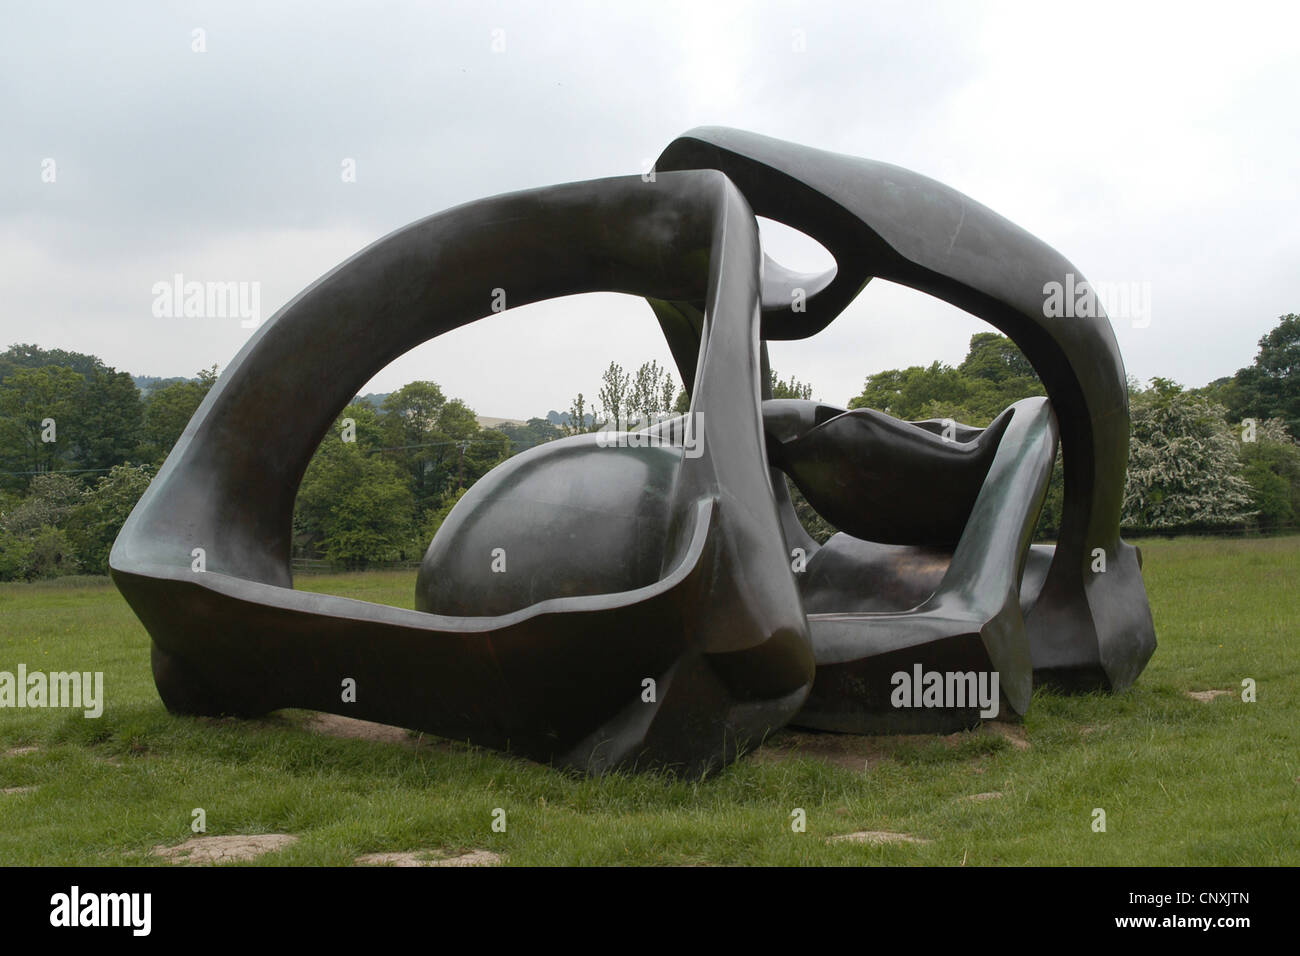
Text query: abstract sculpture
111 128 1157 775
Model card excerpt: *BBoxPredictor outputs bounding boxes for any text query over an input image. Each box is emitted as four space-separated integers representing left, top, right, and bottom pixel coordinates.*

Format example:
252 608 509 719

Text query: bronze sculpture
110 128 1156 774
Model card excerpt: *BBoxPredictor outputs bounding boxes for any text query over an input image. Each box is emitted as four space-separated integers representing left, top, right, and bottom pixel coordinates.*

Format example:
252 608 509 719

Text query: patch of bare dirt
298 713 461 754
195 715 286 729
151 834 298 864
958 791 1002 802
753 720 1030 770
304 713 416 745
2 786 35 795
355 849 501 867
1187 689 1232 702
828 830 931 845
749 731 889 771
3 746 38 758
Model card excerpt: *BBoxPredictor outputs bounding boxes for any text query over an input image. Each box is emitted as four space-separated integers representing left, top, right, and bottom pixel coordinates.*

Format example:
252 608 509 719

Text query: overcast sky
3 1 1297 418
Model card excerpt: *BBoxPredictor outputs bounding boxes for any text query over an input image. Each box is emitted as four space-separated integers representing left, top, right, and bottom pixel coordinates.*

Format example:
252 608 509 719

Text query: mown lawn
1 536 1296 866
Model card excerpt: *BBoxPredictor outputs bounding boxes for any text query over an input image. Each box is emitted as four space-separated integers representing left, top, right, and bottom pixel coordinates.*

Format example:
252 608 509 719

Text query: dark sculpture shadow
110 129 1156 775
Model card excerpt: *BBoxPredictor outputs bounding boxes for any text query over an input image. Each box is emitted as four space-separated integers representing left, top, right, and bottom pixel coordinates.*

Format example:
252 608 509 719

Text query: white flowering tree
1122 378 1255 530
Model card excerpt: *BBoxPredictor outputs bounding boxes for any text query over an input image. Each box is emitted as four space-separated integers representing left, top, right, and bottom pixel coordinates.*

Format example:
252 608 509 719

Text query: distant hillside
132 374 195 397
546 409 595 428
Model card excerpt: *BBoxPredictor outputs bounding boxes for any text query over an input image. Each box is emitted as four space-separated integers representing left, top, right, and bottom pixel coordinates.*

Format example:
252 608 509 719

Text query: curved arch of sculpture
650 128 1156 697
110 170 815 776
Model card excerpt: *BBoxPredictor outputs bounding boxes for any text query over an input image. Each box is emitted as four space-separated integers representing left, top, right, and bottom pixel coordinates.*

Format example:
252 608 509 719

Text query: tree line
0 347 515 577
838 318 1300 537
0 312 1296 580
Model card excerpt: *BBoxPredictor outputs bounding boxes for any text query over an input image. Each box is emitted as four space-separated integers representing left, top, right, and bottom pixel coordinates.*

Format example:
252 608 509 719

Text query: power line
372 438 501 452
0 466 117 476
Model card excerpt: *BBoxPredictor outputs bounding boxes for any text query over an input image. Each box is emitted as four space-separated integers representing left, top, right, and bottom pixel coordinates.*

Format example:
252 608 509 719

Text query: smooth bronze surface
111 130 1156 772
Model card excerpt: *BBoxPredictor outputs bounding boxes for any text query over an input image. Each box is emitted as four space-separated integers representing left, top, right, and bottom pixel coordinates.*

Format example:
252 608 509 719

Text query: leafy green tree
437 399 505 496
0 529 32 580
0 476 86 580
421 486 467 543
0 365 86 485
1195 375 1238 415
459 427 510 491
1235 418 1300 530
953 334 1045 424
375 384 510 526
0 343 107 383
577 360 680 432
0 473 83 534
497 417 562 453
381 381 448 437
379 383 449 520
140 366 218 464
22 526 78 579
133 375 191 398
0 473 86 579
438 398 480 441
560 394 595 436
294 410 415 569
334 402 386 456
769 369 814 400
1240 464 1292 529
1121 378 1255 530
0 473 89 579
71 369 144 473
596 362 631 428
0 523 81 581
628 359 675 425
959 332 1036 384
315 472 415 568
849 335 1044 427
66 464 156 574
1225 313 1300 437
0 348 148 487
849 361 972 420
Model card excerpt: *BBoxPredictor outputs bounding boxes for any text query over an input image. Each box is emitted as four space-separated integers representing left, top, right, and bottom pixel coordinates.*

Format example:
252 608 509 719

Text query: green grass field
1 536 1297 866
